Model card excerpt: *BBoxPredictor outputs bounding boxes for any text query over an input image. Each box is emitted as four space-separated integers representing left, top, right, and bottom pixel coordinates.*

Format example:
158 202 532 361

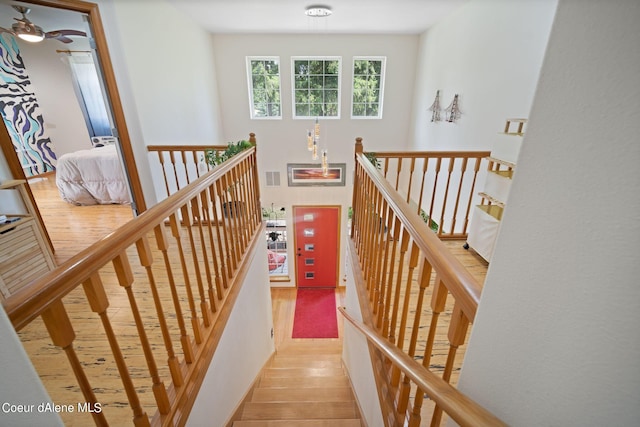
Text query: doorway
293 206 340 288
0 0 146 255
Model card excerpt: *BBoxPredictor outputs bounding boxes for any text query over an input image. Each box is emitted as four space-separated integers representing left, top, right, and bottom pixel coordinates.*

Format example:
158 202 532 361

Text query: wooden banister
4 147 256 330
3 141 262 426
357 150 481 321
350 138 497 425
367 149 490 239
339 307 505 427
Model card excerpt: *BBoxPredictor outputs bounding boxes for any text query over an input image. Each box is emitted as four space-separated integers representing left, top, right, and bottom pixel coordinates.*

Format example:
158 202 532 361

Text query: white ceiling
167 0 468 35
0 0 468 42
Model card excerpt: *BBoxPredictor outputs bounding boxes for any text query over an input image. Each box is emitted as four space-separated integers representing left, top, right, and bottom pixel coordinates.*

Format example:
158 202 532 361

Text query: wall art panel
0 33 56 177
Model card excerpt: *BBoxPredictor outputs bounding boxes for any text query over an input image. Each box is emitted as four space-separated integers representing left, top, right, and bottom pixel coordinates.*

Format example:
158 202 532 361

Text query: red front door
293 206 339 288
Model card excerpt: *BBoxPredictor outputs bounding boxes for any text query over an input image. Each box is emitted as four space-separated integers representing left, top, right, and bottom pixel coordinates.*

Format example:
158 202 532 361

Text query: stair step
276 341 342 355
242 401 357 420
259 375 351 389
270 355 343 369
234 419 361 427
234 420 361 427
251 386 354 403
262 367 345 378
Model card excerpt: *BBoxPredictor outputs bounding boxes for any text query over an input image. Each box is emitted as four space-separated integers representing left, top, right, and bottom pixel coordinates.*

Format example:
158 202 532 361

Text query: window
351 57 386 119
264 206 288 279
292 57 341 118
247 57 281 119
66 53 112 136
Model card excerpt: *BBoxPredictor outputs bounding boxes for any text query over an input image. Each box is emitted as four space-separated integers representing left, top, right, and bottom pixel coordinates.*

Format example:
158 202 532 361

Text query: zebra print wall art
0 33 57 177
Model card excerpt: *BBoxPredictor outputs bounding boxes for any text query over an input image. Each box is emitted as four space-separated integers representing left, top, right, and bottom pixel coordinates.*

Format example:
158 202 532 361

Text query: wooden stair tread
270 355 343 369
276 341 342 354
234 420 361 426
258 375 351 389
241 401 357 420
252 386 354 402
262 366 346 378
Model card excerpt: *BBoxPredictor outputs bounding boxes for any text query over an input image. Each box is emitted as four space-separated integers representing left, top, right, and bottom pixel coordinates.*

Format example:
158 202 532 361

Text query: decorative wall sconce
445 94 462 123
427 90 442 122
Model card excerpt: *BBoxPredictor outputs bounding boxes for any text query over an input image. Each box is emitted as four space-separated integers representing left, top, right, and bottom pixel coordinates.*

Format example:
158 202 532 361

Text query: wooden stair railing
366 145 490 239
339 307 505 427
2 143 262 426
349 137 498 426
147 133 256 200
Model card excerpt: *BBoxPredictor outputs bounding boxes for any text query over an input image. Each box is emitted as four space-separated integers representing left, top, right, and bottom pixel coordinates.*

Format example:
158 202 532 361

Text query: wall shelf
466 118 526 262
499 118 527 136
489 169 514 179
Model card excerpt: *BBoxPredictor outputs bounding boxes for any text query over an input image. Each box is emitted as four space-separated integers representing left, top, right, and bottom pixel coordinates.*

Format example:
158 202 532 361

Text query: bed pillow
91 136 117 148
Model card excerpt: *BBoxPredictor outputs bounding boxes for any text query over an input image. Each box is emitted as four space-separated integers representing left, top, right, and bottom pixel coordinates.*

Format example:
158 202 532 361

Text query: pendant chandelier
306 118 329 176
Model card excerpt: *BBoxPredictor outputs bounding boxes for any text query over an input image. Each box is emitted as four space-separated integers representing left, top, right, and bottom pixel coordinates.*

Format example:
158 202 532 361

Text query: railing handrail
369 150 491 159
147 144 228 152
339 307 505 427
355 152 482 321
3 146 257 331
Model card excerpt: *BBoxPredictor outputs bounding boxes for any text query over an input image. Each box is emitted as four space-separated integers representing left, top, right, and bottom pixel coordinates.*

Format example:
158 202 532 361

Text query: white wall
110 0 223 147
212 33 419 286
409 0 557 151
17 40 92 157
0 307 63 427
342 244 384 427
457 1 640 425
188 236 275 426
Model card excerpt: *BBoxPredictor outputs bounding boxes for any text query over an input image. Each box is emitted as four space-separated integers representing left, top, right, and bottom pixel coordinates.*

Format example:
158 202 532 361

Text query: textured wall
458 1 640 424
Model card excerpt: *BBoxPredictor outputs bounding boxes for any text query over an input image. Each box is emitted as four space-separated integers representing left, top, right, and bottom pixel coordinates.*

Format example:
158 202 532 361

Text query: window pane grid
292 57 341 118
352 57 385 119
247 57 282 119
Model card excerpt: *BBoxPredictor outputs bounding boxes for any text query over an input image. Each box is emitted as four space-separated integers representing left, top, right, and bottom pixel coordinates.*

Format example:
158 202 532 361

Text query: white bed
56 145 131 205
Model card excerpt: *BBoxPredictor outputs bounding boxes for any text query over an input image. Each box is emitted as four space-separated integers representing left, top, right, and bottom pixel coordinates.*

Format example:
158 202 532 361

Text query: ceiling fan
0 5 86 43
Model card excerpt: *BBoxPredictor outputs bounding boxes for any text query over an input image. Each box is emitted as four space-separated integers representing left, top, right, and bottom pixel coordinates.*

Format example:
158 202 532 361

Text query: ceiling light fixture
305 5 332 18
13 22 45 43
10 6 45 42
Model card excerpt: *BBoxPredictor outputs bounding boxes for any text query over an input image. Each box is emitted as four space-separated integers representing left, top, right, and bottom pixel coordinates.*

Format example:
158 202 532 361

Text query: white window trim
350 56 386 120
291 56 342 120
246 56 282 120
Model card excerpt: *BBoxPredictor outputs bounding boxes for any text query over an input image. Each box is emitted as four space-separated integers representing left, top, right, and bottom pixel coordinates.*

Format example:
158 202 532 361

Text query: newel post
351 137 364 238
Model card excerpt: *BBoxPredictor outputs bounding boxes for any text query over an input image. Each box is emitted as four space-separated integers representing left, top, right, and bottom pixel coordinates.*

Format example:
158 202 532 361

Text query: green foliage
293 59 340 117
420 209 439 232
352 59 383 117
364 152 381 170
250 60 281 117
204 140 254 167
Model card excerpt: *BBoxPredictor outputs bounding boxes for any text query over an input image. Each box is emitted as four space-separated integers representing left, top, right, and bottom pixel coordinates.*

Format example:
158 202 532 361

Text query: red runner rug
292 288 339 338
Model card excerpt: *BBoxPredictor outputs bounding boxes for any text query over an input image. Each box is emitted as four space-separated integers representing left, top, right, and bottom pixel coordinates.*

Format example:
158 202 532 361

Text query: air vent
265 171 281 187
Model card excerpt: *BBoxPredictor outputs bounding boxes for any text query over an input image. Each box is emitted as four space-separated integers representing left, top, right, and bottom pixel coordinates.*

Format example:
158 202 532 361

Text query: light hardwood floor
27 174 134 264
21 174 488 425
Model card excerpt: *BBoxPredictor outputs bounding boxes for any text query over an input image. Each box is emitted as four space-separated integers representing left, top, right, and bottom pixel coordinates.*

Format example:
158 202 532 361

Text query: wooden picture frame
287 163 346 187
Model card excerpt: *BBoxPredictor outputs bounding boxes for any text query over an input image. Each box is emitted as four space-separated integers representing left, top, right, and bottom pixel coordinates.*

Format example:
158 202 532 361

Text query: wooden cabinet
466 119 526 262
0 180 55 299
